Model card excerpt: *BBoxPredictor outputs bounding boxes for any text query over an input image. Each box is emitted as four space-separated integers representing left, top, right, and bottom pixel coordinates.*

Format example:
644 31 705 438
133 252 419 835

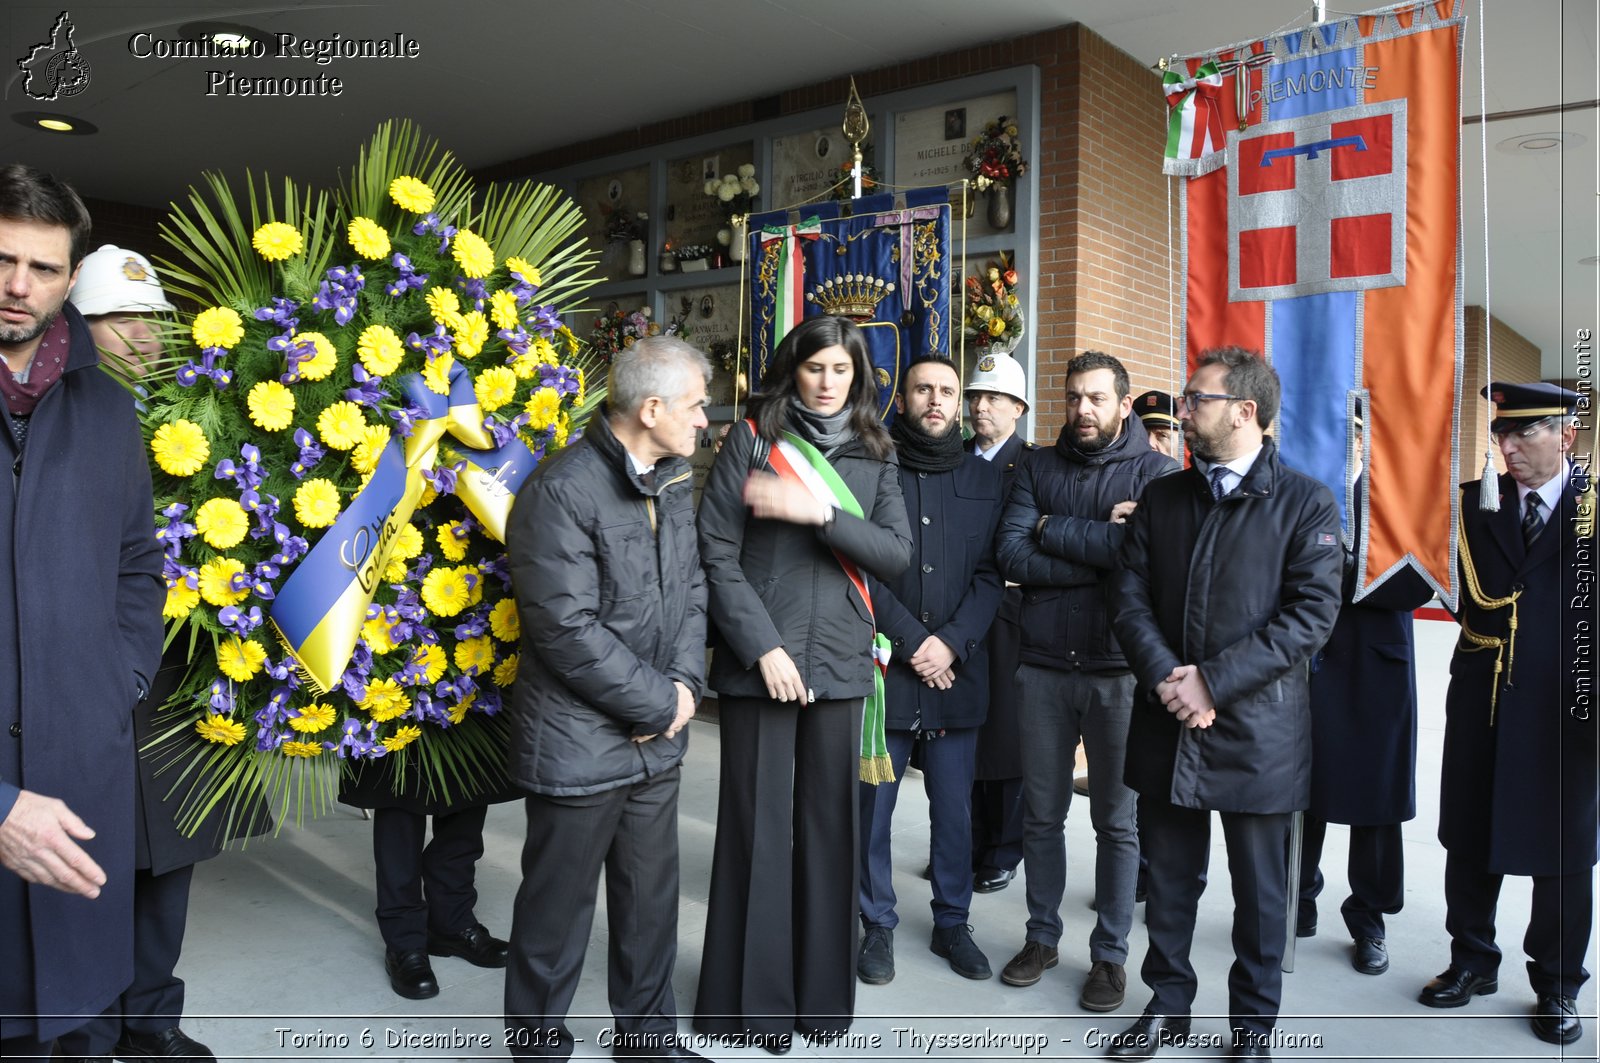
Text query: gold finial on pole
842 76 869 199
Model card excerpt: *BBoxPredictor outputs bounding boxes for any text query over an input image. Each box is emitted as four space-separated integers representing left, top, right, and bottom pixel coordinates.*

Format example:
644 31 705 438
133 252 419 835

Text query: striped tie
1522 493 1544 546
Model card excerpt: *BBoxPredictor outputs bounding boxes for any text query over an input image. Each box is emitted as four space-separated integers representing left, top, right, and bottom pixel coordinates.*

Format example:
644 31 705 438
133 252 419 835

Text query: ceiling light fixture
1493 131 1587 155
12 111 98 135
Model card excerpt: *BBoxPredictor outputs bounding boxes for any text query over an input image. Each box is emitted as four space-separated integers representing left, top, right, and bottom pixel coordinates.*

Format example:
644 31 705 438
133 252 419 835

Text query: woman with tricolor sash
694 316 912 1052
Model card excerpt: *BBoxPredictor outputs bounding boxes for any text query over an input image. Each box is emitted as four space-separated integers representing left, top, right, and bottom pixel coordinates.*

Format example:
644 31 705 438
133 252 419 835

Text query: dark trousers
695 696 860 1041
1443 848 1594 999
54 864 196 1055
373 804 486 951
860 727 979 931
970 777 1024 875
1298 818 1404 939
1138 796 1292 1038
504 768 682 1061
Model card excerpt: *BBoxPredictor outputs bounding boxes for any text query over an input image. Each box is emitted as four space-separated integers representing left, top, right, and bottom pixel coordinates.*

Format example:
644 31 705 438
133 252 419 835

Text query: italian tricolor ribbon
757 421 895 784
758 217 822 349
1163 59 1225 176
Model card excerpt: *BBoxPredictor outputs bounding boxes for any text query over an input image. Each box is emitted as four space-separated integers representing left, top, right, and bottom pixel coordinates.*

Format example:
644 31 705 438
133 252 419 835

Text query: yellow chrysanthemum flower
553 411 570 449
217 637 267 682
436 520 469 562
351 424 391 476
505 257 541 286
448 691 477 725
246 380 295 432
196 715 246 745
362 613 399 653
384 557 408 581
252 221 303 261
294 331 337 381
525 386 561 432
198 557 249 607
489 599 520 642
163 577 199 620
382 725 423 752
290 702 336 734
452 228 494 278
357 324 405 376
422 351 454 395
317 400 367 450
411 643 447 686
348 216 391 260
293 478 341 529
151 419 210 477
420 566 474 617
489 290 520 331
474 365 517 413
454 636 494 676
192 306 244 350
425 286 460 323
509 352 538 380
452 310 489 360
195 497 248 549
282 740 324 758
388 175 436 213
533 337 559 366
493 653 520 688
393 522 424 561
419 483 439 508
360 677 410 722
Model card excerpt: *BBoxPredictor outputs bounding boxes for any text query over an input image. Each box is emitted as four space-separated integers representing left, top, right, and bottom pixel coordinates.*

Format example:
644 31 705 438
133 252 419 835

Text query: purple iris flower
386 252 428 297
264 655 302 690
339 670 367 703
498 325 532 358
475 689 503 715
216 444 265 492
255 690 292 732
479 554 512 591
290 428 325 479
405 324 454 361
227 567 254 596
538 363 581 400
407 554 434 582
452 607 489 641
254 297 301 330
272 534 310 567
157 503 196 558
344 365 385 409
388 400 426 438
272 332 318 384
329 718 374 759
411 690 450 727
207 680 234 714
456 277 487 311
421 461 462 497
435 673 477 705
163 559 197 586
255 728 288 753
313 265 365 326
485 411 530 449
525 304 563 337
218 605 263 636
247 494 281 542
176 348 233 390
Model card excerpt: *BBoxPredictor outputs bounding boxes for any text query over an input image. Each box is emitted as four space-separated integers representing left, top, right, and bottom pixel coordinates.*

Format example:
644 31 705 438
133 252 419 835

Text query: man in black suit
1107 348 1342 1058
1298 403 1434 978
1421 381 1596 1047
963 352 1035 896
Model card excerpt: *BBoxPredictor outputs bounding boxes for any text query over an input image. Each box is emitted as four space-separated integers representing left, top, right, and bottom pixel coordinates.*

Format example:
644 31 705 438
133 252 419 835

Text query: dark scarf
785 396 856 455
890 414 965 472
0 314 71 418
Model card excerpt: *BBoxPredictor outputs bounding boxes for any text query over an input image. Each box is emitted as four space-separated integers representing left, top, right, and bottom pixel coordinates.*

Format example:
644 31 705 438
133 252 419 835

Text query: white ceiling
3 0 1594 377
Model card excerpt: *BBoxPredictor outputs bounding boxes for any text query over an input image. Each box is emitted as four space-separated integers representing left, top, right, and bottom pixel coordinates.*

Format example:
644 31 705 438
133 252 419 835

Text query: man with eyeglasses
1105 347 1342 1059
1422 380 1595 1048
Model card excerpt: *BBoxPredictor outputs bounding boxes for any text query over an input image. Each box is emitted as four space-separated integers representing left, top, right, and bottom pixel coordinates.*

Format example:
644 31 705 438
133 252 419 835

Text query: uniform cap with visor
69 244 176 316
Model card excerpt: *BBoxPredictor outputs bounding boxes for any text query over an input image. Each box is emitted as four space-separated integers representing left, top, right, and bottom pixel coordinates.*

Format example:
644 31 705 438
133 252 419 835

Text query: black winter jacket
506 412 706 797
996 414 1178 672
700 420 913 700
1109 438 1343 813
872 453 1004 732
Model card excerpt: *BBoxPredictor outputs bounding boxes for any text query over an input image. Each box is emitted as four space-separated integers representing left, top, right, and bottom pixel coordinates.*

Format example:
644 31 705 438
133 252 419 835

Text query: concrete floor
151 619 1595 1061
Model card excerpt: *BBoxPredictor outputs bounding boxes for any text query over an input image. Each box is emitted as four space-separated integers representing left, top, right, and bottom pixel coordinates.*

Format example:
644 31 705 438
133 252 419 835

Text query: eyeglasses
1491 417 1555 443
1179 392 1243 413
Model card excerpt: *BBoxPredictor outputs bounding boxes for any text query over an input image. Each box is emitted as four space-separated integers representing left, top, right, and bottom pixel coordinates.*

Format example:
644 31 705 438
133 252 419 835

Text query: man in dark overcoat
856 357 1004 986
1298 407 1434 978
1107 347 1342 1059
0 165 165 1061
1420 381 1597 1048
962 351 1035 895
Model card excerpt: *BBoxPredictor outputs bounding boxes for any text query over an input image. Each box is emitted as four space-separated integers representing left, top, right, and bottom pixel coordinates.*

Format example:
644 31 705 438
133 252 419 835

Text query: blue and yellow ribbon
271 362 539 693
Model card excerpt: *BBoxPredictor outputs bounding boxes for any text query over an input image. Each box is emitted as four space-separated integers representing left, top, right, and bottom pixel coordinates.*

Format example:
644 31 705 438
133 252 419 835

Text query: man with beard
993 351 1177 1013
856 357 1005 985
1106 347 1342 1058
0 165 165 1061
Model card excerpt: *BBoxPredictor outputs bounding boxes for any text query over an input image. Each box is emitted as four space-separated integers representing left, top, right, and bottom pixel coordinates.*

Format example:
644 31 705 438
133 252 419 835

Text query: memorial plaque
895 90 1017 236
666 143 755 253
576 165 650 282
665 282 746 406
772 125 851 207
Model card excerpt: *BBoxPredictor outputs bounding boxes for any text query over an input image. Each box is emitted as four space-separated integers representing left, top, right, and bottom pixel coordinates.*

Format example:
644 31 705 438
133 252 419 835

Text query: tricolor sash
754 420 894 784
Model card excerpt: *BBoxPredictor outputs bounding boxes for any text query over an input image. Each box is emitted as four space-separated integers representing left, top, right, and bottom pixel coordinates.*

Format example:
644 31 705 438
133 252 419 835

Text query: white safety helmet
965 350 1028 408
69 245 175 316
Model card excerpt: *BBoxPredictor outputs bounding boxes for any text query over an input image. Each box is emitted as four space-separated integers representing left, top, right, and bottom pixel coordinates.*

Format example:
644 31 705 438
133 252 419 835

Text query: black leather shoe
974 867 1016 893
1295 908 1316 938
1418 966 1497 1008
1531 993 1581 1046
427 921 509 968
112 1026 216 1062
385 947 440 999
1352 936 1389 975
1105 1013 1191 1060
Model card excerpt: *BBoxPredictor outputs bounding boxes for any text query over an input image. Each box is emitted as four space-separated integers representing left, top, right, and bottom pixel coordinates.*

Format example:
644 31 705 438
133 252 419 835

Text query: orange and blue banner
1170 0 1462 606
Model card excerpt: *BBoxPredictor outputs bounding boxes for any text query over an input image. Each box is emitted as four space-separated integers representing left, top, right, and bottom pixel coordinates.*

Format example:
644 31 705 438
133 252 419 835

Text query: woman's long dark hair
746 315 893 460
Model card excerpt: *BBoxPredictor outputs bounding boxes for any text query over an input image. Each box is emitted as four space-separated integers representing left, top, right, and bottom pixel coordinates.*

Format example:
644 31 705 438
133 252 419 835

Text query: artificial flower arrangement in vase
587 304 660 364
706 164 759 262
143 120 602 831
962 253 1024 355
603 207 650 276
964 116 1028 228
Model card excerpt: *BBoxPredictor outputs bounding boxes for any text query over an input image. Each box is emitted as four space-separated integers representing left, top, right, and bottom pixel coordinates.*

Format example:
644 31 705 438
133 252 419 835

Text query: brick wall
1462 305 1542 475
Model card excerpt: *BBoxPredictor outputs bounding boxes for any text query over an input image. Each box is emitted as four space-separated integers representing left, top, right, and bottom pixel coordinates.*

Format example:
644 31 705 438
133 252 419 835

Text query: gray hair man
504 336 711 1061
